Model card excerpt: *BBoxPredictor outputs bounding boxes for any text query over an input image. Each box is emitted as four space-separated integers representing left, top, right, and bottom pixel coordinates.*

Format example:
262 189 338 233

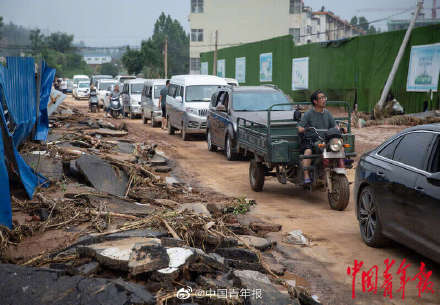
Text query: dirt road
69 98 439 305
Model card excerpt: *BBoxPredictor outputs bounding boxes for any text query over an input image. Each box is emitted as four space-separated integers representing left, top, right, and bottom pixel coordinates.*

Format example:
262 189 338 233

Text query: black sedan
355 124 440 263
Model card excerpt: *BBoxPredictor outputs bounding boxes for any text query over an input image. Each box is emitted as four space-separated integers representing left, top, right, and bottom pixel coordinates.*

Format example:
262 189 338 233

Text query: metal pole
375 0 423 117
433 0 437 18
213 30 218 76
164 37 168 79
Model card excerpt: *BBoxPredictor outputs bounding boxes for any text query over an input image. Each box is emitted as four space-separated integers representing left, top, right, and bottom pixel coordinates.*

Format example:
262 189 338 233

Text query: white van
121 78 145 118
72 75 90 88
141 79 167 127
166 75 227 140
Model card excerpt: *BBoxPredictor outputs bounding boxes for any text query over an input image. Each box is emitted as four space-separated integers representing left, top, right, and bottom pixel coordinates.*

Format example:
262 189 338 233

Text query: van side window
148 86 152 98
168 84 176 97
180 86 184 98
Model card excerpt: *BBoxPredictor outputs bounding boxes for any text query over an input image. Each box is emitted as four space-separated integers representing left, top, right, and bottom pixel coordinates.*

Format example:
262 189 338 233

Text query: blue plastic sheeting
1 57 37 146
34 61 55 141
0 57 48 201
0 124 12 229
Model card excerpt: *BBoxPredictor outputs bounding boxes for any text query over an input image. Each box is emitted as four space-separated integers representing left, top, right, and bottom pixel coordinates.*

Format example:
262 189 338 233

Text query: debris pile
0 106 322 305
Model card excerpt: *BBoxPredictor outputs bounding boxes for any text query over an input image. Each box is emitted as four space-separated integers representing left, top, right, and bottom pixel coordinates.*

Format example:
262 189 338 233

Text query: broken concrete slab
284 230 309 246
84 128 128 137
177 203 211 217
22 153 64 181
250 222 282 235
196 274 233 289
157 247 195 274
154 166 172 173
153 199 179 208
215 248 259 263
232 270 293 305
77 237 160 272
75 154 128 197
74 229 168 248
128 240 169 275
165 176 183 187
115 141 135 154
160 237 186 248
149 154 168 166
76 261 100 276
187 249 227 273
97 120 116 130
225 259 265 272
237 235 275 251
0 264 155 305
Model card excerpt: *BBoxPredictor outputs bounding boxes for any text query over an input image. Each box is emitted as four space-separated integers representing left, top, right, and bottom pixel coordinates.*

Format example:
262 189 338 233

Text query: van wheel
167 118 175 135
142 113 147 124
151 113 159 128
181 123 189 141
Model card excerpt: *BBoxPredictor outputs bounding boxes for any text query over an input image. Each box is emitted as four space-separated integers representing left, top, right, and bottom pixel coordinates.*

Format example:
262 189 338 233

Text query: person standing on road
298 90 337 185
159 80 170 129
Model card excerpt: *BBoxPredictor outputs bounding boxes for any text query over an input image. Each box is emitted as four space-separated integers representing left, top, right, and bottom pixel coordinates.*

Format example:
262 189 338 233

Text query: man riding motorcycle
106 84 121 118
298 90 345 184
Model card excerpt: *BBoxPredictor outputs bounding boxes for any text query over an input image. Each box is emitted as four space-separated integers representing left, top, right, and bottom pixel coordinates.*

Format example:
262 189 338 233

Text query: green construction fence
200 24 440 113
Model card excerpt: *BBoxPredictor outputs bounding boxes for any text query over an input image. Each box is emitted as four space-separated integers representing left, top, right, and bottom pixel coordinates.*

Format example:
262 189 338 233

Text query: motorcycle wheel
328 174 350 211
249 159 265 192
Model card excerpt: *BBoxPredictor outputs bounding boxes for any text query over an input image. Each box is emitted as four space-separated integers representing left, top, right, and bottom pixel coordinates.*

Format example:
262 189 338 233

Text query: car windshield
75 78 89 84
154 85 165 98
130 83 144 94
78 83 89 88
120 77 136 83
186 85 219 102
99 81 116 90
233 91 291 111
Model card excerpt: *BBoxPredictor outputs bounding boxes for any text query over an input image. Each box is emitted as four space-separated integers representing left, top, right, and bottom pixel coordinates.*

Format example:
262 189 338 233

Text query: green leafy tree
350 16 358 26
45 32 74 53
30 29 46 55
122 12 189 78
350 16 377 35
99 62 119 77
122 47 144 75
0 16 3 40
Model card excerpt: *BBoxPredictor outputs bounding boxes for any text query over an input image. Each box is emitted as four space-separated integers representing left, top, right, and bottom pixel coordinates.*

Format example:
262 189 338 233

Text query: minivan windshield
99 81 117 90
130 83 144 94
119 77 136 83
74 78 89 84
154 85 165 99
78 83 89 88
233 91 292 111
186 85 219 102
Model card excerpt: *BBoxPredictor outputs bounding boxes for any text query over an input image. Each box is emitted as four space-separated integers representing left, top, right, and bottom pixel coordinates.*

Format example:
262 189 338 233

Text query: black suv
206 86 292 160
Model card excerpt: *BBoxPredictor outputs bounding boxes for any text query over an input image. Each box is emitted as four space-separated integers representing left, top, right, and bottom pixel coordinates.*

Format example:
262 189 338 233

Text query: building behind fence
200 24 440 114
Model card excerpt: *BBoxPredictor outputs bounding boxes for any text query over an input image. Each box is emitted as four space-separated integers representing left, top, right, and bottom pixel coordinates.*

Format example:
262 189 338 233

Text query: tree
0 16 3 40
350 16 377 35
122 47 144 75
350 16 358 26
45 32 74 53
100 62 119 77
122 12 189 78
29 29 46 55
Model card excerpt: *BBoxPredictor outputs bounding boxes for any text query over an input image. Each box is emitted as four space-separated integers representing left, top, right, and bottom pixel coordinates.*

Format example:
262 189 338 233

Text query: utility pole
213 30 218 76
374 0 424 118
164 37 168 79
433 0 437 18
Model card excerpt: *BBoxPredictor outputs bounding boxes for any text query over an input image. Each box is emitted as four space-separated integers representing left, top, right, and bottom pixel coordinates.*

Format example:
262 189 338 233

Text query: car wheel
249 159 265 192
225 134 238 161
358 186 388 247
181 123 189 141
207 129 217 152
167 117 175 135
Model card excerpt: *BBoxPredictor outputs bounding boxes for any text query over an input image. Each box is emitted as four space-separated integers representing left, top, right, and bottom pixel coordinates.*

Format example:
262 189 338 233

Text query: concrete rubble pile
0 106 322 305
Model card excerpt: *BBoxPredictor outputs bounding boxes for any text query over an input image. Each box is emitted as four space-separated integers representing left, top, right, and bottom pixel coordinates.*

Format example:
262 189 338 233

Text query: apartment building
189 0 362 74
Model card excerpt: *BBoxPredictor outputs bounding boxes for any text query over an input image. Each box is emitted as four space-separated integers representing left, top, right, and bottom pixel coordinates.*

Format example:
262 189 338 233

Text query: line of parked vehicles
66 73 439 264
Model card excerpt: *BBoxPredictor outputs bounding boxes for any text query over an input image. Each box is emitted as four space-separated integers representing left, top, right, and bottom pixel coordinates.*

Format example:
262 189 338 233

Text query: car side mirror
176 96 183 103
216 104 226 112
427 172 440 186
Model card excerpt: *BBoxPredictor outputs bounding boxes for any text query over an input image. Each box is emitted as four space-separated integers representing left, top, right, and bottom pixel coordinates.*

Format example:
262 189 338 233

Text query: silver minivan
166 75 227 141
141 79 167 127
121 79 145 118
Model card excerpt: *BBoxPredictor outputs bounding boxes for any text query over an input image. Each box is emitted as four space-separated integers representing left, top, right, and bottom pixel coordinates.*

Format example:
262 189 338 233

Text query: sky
0 0 432 47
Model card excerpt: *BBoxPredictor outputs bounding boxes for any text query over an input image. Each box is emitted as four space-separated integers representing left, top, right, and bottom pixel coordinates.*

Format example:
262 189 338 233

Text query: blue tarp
0 57 48 210
34 61 55 141
0 123 12 229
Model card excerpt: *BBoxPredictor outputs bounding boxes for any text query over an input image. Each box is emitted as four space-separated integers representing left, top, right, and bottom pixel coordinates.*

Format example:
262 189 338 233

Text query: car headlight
329 138 343 152
185 107 198 115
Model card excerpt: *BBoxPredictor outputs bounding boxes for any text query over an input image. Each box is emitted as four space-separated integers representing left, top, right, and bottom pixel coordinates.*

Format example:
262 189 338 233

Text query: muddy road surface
69 97 439 305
